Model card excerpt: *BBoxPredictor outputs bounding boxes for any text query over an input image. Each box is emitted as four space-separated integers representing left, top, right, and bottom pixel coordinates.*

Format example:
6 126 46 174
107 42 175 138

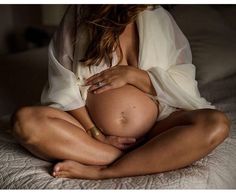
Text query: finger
85 72 103 85
111 142 127 150
106 136 125 149
88 85 96 92
86 69 111 85
86 76 104 86
86 72 101 82
88 81 105 92
93 83 114 94
108 138 134 150
108 140 123 150
118 137 136 144
117 143 134 150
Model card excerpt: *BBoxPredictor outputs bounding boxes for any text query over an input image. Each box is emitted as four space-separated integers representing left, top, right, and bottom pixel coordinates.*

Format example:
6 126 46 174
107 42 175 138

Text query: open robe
41 5 216 120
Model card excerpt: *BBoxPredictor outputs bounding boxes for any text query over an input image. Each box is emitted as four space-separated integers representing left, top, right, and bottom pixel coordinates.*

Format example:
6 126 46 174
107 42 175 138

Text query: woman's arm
68 107 94 131
67 106 136 150
127 66 157 96
67 107 106 141
85 65 157 96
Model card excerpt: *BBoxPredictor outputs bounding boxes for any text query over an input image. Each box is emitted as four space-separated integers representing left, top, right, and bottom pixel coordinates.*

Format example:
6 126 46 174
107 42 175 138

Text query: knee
11 106 48 145
199 109 230 148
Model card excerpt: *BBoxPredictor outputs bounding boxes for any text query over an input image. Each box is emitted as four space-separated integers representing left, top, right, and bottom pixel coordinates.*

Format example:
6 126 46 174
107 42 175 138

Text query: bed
0 5 235 189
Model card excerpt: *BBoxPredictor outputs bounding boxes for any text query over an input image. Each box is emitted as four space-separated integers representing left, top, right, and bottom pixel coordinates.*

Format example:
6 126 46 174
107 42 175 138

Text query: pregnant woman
11 5 230 179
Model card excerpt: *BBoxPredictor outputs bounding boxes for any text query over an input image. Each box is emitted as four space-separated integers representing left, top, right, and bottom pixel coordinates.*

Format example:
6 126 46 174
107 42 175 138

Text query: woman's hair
78 5 153 67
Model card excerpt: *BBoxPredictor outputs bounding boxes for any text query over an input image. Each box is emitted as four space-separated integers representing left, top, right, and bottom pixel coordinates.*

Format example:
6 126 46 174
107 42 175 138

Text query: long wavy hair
78 5 154 67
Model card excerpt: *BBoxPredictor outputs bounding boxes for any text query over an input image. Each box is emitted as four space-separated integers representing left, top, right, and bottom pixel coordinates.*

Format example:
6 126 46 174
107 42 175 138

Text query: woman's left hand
85 65 134 94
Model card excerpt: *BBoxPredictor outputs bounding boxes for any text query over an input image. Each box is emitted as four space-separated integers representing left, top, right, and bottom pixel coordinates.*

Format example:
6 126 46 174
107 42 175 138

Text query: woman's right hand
87 126 136 150
104 135 136 150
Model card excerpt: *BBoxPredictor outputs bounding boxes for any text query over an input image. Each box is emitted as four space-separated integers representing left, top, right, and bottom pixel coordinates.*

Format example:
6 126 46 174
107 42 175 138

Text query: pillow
170 5 236 85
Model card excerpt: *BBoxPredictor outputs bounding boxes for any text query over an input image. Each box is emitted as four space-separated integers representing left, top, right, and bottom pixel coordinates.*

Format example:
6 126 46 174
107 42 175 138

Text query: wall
42 5 67 26
0 5 67 55
0 5 14 55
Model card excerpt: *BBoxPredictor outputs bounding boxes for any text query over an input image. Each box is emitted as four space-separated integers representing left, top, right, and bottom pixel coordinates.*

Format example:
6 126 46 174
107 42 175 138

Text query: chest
75 21 140 87
116 21 139 68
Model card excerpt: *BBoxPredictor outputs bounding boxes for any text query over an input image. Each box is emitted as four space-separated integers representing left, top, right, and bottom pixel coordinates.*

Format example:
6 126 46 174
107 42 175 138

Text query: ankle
99 166 117 179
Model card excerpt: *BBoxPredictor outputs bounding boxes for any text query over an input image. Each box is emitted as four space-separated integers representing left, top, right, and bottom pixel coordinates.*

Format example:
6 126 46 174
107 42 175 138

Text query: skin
10 21 231 179
86 84 159 139
51 108 230 179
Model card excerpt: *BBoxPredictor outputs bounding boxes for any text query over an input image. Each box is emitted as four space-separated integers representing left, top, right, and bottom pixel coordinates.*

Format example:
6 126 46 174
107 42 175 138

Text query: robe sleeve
40 5 86 111
141 7 216 110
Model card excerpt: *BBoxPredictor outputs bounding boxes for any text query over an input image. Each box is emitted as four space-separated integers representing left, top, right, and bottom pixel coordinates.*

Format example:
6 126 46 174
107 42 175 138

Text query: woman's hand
85 65 135 94
104 135 136 150
87 126 136 150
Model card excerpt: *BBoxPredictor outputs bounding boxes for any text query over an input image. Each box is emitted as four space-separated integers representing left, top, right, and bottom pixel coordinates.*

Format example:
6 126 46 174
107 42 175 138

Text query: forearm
128 67 157 96
67 106 106 141
67 106 94 130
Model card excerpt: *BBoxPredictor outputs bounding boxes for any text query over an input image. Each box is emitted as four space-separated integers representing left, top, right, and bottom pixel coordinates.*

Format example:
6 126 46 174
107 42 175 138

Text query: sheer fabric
41 5 215 120
135 7 216 120
41 6 86 111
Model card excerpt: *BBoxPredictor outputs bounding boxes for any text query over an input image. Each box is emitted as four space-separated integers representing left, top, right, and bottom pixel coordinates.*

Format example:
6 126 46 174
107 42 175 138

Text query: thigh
12 105 86 132
145 108 219 139
125 108 218 152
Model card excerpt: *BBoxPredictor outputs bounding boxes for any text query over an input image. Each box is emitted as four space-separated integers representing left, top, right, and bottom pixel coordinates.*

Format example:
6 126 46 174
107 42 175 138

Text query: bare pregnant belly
86 85 159 139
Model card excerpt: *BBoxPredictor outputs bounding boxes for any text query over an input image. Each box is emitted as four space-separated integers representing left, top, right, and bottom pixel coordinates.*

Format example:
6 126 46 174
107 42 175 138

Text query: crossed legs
52 108 230 179
96 108 230 179
11 106 123 166
11 106 230 179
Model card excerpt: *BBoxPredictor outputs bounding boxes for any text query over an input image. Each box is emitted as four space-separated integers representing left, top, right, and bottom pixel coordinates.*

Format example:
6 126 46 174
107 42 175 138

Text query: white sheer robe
41 5 215 121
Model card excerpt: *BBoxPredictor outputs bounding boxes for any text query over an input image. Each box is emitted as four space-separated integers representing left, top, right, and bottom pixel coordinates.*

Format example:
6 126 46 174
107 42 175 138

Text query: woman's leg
11 106 123 165
52 108 230 179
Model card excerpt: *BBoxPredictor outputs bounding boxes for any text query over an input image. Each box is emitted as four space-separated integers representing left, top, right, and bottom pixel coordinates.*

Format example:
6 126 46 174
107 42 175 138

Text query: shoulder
142 5 169 15
137 5 175 35
138 5 173 25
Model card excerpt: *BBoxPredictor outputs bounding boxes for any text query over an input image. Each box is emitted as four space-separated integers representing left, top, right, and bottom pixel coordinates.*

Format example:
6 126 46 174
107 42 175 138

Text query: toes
52 171 56 177
52 162 65 178
53 171 70 178
52 160 92 179
53 163 62 173
52 161 74 178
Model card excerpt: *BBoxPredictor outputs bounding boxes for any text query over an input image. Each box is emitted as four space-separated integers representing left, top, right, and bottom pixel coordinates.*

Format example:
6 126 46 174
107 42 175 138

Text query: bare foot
52 160 106 179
